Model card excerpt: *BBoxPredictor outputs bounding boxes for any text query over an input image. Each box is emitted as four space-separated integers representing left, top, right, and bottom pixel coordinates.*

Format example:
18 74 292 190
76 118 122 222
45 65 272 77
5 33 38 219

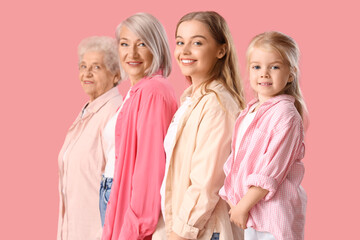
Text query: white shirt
103 89 131 178
161 96 192 219
234 103 257 158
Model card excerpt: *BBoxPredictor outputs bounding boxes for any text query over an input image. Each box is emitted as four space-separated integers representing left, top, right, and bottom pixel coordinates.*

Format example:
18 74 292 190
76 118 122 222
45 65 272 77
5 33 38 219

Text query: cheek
174 48 180 59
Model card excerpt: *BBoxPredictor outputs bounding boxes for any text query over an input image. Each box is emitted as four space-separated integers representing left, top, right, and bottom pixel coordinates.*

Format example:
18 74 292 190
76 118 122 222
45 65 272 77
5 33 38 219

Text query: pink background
1 0 359 239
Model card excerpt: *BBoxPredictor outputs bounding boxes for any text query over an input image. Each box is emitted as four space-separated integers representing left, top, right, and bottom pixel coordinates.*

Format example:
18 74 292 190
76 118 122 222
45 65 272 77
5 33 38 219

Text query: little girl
219 31 307 240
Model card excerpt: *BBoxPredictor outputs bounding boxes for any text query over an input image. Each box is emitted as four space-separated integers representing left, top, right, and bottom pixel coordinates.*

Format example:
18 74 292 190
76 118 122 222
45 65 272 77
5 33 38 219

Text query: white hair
78 36 121 82
115 12 172 80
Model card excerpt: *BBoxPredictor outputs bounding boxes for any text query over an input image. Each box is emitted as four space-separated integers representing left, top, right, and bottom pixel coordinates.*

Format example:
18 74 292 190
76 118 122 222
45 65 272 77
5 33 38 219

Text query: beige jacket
153 81 243 240
57 87 122 240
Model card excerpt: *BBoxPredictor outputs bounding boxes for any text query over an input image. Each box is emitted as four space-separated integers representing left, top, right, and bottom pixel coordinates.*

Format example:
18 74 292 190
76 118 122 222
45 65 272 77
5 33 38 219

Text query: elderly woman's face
118 26 153 84
79 51 118 101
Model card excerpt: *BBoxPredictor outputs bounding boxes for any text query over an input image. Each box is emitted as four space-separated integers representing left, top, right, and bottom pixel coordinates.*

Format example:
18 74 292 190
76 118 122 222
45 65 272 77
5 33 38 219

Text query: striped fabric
219 94 307 240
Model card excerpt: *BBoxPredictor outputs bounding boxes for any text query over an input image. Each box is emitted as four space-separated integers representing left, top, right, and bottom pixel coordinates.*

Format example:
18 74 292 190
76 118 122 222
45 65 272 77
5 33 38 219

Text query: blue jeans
99 175 113 227
211 233 219 240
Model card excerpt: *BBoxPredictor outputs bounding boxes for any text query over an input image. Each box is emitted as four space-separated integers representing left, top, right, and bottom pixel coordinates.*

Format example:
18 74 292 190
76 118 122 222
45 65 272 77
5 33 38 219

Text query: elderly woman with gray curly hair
57 36 123 240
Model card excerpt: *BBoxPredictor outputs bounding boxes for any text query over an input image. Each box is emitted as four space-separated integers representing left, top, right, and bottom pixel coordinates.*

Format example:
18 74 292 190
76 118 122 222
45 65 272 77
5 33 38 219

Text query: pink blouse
220 94 307 240
102 74 178 240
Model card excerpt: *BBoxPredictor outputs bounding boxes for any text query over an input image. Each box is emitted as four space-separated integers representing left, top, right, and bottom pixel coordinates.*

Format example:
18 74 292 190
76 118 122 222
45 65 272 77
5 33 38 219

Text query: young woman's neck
191 75 212 96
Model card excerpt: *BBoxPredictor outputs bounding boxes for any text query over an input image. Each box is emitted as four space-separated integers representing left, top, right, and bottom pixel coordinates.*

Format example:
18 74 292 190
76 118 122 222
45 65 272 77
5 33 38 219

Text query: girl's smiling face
249 47 293 104
174 20 225 84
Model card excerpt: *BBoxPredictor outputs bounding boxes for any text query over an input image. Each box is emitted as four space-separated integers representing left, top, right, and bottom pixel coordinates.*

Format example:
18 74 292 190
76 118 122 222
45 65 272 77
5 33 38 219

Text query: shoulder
200 81 240 118
136 76 176 102
260 96 303 132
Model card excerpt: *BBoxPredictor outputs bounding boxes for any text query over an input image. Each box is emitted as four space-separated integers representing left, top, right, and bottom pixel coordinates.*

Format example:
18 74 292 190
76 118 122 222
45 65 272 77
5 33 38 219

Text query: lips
258 82 272 86
127 61 142 66
83 80 94 84
180 58 196 65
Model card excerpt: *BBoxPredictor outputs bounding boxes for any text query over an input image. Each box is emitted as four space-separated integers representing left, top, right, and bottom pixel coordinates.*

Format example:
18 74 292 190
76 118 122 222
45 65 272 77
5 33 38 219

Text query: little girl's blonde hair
246 31 308 120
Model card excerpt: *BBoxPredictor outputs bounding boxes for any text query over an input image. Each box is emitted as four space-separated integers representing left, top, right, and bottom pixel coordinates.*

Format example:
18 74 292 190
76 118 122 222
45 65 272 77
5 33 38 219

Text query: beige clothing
153 81 243 240
57 87 122 240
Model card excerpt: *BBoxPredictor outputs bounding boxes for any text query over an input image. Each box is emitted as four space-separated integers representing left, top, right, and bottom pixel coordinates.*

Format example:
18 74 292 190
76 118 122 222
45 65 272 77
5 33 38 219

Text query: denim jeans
99 175 113 227
211 233 219 240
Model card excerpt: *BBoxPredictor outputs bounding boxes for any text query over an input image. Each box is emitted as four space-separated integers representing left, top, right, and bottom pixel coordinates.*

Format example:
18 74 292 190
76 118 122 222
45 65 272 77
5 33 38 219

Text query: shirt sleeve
173 106 235 239
245 118 305 201
119 93 177 239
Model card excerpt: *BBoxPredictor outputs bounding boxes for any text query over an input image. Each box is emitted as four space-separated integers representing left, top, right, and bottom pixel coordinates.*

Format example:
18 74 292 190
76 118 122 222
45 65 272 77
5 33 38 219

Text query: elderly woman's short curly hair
78 36 121 84
115 13 172 80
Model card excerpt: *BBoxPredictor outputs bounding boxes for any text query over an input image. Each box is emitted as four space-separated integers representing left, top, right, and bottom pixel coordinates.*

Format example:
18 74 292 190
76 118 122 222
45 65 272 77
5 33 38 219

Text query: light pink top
102 73 178 240
57 87 122 240
220 94 307 240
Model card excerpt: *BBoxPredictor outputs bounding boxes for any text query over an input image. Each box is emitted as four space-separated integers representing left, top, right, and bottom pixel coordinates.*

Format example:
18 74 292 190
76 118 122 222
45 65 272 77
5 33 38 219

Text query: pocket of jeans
104 186 112 204
211 233 219 240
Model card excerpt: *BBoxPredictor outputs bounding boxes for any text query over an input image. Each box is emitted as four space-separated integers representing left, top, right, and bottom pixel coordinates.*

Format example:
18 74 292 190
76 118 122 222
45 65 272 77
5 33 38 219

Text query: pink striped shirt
219 94 307 240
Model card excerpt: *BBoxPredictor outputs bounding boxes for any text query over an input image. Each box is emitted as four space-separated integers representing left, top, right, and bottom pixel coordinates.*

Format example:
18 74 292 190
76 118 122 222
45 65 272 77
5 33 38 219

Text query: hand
168 232 188 240
227 200 235 209
228 202 249 229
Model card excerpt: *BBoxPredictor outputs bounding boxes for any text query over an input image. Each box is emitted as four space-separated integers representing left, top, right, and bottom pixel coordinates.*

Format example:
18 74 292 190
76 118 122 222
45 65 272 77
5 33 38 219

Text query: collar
82 87 120 114
129 70 164 93
180 80 224 104
247 94 295 112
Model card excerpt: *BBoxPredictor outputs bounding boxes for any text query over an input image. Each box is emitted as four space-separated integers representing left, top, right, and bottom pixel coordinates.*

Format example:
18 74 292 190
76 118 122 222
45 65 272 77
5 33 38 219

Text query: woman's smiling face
79 51 117 101
174 20 224 83
118 26 153 85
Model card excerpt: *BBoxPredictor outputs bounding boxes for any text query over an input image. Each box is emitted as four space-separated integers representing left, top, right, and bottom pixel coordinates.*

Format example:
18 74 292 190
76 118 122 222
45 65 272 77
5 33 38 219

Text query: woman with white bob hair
58 36 123 240
101 13 178 240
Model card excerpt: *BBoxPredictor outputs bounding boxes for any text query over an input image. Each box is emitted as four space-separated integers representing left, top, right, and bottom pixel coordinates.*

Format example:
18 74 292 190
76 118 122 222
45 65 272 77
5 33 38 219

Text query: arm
119 93 177 240
244 118 304 201
173 105 236 239
228 186 268 229
229 116 304 228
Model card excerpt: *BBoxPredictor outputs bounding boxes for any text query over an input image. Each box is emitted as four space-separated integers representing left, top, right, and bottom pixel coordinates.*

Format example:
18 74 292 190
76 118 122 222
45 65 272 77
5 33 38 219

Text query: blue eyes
175 40 203 46
119 42 146 47
252 65 280 70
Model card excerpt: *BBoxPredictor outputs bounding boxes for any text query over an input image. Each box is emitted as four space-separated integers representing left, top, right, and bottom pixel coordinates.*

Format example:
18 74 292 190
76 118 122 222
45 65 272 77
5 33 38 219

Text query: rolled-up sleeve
173 107 235 239
119 93 176 239
245 118 304 201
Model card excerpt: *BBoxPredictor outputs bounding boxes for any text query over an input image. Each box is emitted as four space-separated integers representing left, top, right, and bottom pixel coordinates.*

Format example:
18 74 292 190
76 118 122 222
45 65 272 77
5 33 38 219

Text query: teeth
181 59 195 63
128 62 141 65
259 82 272 86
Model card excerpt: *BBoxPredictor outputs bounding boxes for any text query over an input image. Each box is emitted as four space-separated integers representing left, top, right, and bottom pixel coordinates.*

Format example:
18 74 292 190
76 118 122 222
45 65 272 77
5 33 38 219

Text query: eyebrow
119 37 142 42
176 35 207 40
250 61 284 64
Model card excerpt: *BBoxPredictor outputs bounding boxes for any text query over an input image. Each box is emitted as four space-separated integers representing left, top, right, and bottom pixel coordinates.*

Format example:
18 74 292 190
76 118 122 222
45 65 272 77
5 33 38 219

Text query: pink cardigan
102 74 178 240
220 95 307 240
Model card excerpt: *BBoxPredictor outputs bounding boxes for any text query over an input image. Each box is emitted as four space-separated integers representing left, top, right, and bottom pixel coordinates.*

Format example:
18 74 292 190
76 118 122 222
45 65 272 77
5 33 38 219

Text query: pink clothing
220 95 307 240
58 87 122 240
102 74 178 240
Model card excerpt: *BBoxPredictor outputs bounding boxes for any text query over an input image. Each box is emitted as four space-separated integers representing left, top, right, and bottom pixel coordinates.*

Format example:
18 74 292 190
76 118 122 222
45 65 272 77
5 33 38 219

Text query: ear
217 44 227 59
113 73 120 85
288 74 294 83
288 69 296 82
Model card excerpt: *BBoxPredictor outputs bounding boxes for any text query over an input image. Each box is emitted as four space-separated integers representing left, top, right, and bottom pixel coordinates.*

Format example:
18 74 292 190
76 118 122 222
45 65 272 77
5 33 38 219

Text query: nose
182 42 191 55
85 67 93 76
129 45 139 58
260 69 269 78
